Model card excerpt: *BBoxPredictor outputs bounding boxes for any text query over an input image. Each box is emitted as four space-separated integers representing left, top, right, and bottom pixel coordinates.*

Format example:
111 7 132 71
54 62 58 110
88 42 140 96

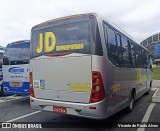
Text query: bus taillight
89 71 105 103
30 72 35 97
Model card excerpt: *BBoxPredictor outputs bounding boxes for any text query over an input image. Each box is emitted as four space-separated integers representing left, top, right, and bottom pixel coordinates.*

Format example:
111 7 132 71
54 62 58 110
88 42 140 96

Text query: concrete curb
151 88 160 103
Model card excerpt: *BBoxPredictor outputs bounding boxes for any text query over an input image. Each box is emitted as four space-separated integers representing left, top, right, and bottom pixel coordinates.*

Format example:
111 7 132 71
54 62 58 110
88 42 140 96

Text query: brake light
89 71 105 103
30 72 35 97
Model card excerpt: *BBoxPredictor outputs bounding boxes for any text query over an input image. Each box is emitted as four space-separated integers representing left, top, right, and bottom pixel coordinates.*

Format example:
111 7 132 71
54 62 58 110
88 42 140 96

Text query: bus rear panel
30 13 152 119
3 41 30 95
30 13 108 119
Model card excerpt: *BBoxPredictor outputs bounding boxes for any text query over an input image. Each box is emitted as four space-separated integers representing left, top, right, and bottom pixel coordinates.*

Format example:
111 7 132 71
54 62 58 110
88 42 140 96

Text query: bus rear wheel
126 91 135 113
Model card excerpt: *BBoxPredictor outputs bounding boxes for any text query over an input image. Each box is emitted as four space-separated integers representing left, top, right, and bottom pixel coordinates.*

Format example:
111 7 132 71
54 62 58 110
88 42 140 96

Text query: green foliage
153 68 160 80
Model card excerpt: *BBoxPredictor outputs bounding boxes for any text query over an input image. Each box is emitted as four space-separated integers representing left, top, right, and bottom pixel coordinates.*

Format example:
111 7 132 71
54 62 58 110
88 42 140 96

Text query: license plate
53 106 67 114
12 82 20 87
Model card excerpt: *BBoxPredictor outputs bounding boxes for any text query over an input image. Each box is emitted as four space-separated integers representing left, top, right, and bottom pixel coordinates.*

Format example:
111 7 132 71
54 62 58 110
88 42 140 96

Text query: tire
0 84 4 96
126 91 135 113
145 87 151 95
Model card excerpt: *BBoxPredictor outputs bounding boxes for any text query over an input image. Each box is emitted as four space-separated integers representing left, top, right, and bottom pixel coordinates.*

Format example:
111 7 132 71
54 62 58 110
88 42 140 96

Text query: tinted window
142 49 147 68
3 41 30 65
106 27 118 65
121 36 131 67
31 19 103 58
107 27 116 45
116 34 123 66
135 45 142 67
104 23 148 68
93 23 103 56
130 42 137 67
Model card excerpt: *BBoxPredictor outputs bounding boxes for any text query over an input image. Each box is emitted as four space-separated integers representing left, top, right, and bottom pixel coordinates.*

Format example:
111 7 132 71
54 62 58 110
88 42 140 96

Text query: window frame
103 21 148 68
104 24 119 66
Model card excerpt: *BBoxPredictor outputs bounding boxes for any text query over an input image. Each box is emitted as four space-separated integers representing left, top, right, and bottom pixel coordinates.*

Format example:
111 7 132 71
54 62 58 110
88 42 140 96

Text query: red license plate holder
53 106 67 114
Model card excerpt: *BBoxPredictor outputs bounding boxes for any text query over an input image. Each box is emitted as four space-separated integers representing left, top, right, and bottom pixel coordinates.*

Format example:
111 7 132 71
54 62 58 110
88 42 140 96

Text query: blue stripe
3 82 30 95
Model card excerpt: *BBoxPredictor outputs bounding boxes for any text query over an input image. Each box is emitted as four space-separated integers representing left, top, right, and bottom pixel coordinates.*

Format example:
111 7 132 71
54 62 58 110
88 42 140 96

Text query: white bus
30 13 153 119
0 46 5 95
3 40 30 95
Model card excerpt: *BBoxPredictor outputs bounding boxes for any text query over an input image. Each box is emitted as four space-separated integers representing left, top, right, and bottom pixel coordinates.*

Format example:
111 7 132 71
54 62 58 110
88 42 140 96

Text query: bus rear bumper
30 96 108 119
4 91 30 96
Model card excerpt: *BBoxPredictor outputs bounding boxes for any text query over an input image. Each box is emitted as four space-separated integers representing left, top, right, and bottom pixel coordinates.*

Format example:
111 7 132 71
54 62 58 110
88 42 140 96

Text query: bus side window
106 27 119 65
148 55 154 71
135 45 142 68
130 42 137 67
116 34 123 66
142 49 147 68
121 36 131 67
139 47 143 68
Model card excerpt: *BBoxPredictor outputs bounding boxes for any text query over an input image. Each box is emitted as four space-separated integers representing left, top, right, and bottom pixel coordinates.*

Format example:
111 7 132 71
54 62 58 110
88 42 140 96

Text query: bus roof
31 13 96 31
31 13 147 51
7 40 30 46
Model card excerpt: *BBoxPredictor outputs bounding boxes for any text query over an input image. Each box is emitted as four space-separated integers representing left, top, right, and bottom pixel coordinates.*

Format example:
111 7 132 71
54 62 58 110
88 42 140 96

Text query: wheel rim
130 99 133 109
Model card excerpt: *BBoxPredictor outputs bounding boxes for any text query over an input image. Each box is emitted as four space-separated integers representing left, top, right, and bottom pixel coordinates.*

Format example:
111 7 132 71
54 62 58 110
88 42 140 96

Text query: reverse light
89 71 105 103
94 86 100 91
30 72 35 97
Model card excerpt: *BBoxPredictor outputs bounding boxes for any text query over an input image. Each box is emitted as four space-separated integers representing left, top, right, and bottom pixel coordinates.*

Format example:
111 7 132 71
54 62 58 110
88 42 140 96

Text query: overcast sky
0 0 160 47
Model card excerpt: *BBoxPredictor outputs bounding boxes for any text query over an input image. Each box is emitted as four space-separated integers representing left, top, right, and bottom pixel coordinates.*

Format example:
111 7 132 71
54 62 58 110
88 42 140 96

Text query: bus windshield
31 16 103 58
3 41 30 65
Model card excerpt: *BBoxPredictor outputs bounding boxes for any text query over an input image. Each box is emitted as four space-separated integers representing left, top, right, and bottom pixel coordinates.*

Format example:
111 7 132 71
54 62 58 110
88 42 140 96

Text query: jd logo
36 32 56 53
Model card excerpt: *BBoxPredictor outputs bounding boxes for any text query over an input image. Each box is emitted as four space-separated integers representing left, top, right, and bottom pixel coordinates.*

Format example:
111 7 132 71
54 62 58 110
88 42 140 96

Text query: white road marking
152 88 160 102
6 110 41 122
0 100 5 102
0 96 29 103
137 103 155 131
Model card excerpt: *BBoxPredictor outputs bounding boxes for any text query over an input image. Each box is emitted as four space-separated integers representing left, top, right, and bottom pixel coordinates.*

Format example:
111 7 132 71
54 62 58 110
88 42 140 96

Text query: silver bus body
30 13 152 119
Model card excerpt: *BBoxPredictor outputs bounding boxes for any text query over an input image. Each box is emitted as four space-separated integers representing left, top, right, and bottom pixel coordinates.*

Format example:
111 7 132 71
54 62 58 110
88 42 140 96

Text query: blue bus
2 40 30 95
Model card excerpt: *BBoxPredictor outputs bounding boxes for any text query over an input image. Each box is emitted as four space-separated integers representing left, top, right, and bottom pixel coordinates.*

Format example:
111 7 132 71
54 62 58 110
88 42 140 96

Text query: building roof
140 32 160 47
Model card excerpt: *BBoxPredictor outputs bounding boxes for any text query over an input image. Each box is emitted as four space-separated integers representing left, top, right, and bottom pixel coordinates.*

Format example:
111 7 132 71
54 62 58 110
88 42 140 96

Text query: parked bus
3 40 30 95
0 46 5 95
30 13 153 119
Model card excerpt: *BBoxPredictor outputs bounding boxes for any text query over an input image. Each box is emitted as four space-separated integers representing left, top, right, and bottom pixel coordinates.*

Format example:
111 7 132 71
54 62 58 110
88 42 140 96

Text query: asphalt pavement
0 80 160 131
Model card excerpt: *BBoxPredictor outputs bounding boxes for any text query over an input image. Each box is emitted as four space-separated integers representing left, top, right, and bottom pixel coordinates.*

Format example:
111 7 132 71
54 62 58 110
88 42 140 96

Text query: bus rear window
31 22 92 58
